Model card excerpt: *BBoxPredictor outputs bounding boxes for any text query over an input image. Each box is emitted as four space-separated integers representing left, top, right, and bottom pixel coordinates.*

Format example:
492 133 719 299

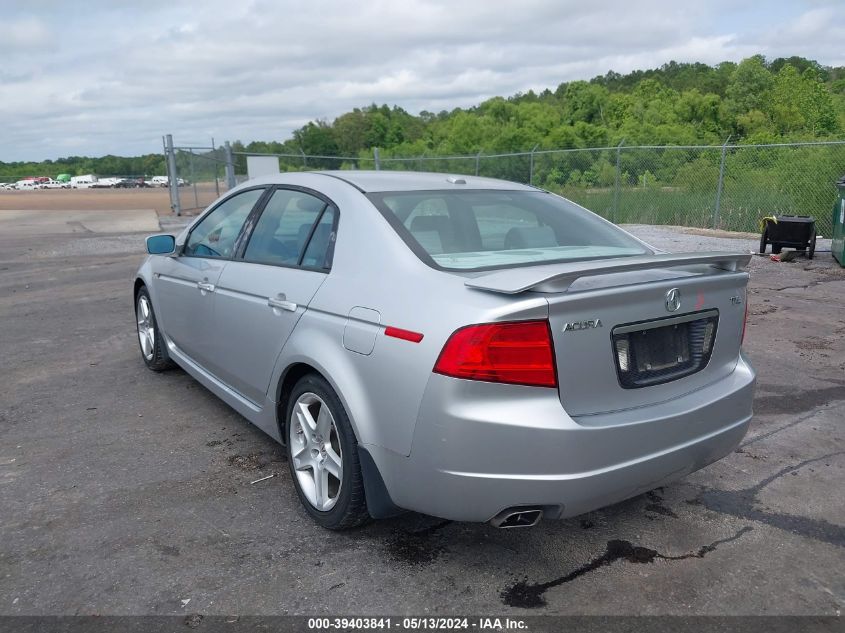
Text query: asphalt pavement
1 213 843 616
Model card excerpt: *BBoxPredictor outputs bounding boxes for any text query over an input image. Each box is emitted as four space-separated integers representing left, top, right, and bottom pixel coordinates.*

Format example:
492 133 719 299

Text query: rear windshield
367 189 650 271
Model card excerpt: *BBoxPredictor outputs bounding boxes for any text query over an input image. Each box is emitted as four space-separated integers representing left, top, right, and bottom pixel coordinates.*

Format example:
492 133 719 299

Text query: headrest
504 226 558 249
293 195 325 214
410 215 450 233
411 230 443 254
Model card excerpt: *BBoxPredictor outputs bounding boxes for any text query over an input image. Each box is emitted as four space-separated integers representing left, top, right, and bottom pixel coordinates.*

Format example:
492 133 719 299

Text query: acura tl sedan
135 171 755 529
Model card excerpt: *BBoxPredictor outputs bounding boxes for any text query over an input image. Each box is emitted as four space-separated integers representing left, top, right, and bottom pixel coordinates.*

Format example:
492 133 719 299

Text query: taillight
433 320 557 388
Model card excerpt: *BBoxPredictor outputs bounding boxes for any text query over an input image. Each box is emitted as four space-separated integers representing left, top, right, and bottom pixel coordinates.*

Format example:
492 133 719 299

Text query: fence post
527 144 538 185
713 135 731 230
189 150 199 209
165 134 181 216
224 141 236 190
612 139 624 223
212 137 220 198
374 147 381 171
300 149 307 168
475 151 481 176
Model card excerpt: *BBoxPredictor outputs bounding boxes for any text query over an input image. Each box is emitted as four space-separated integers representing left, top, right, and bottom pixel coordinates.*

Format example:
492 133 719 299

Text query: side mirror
146 234 176 255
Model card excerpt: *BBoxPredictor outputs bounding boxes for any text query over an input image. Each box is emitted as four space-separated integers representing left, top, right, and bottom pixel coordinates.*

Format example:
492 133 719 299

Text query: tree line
2 55 843 183
239 55 844 172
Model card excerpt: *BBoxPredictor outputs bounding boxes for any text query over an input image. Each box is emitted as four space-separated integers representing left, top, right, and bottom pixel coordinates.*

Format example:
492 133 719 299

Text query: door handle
268 295 297 312
197 281 216 293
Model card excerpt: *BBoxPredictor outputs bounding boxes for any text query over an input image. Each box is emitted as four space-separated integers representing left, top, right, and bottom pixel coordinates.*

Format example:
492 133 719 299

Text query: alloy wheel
136 294 155 361
289 392 344 511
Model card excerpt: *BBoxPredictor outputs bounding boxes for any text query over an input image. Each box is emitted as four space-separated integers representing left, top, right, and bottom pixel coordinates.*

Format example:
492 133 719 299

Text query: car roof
312 170 537 193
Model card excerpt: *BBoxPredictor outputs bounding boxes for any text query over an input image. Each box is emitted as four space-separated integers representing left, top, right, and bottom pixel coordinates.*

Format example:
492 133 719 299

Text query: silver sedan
135 171 755 529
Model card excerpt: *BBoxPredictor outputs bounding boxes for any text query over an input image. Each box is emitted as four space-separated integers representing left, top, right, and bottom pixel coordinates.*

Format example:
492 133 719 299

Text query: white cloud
0 16 52 53
0 0 842 160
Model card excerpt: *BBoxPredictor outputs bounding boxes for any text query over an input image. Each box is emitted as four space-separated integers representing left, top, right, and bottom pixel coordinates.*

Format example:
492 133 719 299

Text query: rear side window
184 188 264 258
242 189 334 269
301 207 337 269
368 190 649 271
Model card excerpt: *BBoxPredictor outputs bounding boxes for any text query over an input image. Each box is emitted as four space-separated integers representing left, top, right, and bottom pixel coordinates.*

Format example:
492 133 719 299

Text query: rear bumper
365 353 755 522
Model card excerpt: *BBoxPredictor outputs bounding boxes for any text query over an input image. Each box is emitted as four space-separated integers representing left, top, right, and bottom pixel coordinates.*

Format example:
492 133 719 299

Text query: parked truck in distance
39 179 70 189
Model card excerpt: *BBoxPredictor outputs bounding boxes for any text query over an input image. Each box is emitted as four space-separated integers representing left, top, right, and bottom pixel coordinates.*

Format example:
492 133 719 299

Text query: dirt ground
0 211 843 618
0 182 222 217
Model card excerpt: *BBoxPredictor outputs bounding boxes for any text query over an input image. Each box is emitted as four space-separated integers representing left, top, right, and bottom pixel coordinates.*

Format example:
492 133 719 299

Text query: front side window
368 190 650 271
243 189 334 268
184 189 264 258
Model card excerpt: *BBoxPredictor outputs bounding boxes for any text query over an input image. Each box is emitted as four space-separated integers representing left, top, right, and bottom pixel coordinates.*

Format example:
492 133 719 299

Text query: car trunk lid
465 252 751 416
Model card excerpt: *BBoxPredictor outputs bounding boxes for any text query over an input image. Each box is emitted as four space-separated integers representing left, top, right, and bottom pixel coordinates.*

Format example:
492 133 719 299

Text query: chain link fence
165 136 845 236
172 141 226 213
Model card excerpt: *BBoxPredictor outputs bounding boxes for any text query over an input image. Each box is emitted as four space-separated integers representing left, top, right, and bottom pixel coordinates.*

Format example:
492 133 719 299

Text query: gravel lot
0 183 217 217
1 212 843 616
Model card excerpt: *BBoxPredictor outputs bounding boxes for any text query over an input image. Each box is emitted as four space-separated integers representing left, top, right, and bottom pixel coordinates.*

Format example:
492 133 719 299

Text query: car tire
286 374 370 530
135 286 174 372
759 227 768 254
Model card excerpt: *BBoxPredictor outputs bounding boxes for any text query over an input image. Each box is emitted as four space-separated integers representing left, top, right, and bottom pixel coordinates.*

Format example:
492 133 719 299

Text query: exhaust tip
490 508 543 529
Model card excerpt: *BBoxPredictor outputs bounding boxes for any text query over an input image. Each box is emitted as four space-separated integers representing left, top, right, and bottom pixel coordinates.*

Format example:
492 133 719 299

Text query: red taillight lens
433 320 557 388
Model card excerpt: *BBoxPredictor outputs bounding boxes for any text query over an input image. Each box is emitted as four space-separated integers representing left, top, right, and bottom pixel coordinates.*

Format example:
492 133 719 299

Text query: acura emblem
562 319 603 332
665 288 681 312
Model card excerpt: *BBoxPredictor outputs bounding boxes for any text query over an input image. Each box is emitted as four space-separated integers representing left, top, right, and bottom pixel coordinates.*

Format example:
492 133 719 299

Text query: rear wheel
135 287 173 371
759 227 768 254
286 374 370 529
808 228 816 259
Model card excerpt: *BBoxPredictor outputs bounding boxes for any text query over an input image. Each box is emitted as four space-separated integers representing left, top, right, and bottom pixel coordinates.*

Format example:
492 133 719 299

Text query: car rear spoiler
464 252 752 295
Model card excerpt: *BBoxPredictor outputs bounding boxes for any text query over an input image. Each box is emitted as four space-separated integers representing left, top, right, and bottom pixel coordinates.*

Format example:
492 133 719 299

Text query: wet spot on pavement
501 527 752 608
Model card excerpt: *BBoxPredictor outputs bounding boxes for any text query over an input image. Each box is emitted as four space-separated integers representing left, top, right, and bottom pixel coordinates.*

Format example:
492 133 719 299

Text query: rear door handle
197 281 216 293
268 295 297 312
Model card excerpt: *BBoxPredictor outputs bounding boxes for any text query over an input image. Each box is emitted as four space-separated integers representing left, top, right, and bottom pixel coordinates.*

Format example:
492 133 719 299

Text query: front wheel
135 287 174 371
286 374 370 529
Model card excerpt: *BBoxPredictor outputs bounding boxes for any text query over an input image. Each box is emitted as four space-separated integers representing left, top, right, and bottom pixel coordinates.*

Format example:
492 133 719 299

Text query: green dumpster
834 176 845 267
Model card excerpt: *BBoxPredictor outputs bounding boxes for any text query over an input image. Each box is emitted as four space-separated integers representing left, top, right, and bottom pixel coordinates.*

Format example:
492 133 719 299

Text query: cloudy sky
2 0 843 161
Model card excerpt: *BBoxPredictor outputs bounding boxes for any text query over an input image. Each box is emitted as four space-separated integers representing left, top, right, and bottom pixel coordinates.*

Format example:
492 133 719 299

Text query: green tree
725 55 774 119
770 65 838 136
